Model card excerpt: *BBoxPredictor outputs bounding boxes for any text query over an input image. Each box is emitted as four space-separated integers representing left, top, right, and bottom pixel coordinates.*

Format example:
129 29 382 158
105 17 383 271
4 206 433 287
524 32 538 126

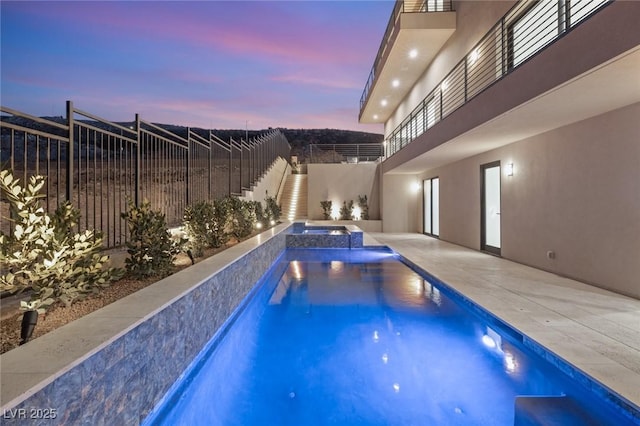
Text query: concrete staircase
280 174 308 221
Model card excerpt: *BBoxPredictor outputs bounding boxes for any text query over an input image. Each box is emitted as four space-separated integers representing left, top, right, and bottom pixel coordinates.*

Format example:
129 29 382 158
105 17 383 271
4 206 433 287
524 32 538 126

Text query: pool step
514 395 597 426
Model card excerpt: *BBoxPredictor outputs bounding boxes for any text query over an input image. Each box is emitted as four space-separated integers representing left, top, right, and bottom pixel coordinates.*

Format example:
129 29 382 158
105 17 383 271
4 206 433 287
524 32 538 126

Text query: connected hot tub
286 222 363 248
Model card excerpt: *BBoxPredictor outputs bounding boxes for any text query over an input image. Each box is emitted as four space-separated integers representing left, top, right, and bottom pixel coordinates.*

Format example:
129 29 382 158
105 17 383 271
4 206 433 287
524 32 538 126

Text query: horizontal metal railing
308 144 384 164
1 101 291 248
360 0 454 113
383 0 611 158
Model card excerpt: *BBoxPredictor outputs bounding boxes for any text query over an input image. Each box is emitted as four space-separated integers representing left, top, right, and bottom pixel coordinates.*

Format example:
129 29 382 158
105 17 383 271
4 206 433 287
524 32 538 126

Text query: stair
279 174 308 221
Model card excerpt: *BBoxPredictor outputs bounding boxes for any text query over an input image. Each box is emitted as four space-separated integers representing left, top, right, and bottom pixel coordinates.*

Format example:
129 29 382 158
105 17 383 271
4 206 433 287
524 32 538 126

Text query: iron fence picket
1 102 290 248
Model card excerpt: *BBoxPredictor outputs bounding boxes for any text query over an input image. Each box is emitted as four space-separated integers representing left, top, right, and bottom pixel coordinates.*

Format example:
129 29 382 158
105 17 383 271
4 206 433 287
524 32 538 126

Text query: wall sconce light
505 163 514 177
410 181 421 194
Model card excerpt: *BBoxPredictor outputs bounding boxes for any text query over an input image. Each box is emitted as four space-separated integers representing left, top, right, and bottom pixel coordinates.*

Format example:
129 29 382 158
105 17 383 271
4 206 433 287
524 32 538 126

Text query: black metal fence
0 101 290 248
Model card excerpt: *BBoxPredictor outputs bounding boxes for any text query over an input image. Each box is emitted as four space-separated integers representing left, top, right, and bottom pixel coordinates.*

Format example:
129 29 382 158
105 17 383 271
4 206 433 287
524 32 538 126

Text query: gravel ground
0 239 243 354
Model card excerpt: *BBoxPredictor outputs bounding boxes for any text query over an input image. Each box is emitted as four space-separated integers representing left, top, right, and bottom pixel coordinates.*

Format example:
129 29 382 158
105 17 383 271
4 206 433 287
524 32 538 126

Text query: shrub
357 195 370 220
121 199 176 278
264 191 281 224
210 198 231 248
183 201 215 258
339 200 354 220
320 200 332 220
0 170 122 313
225 196 256 240
253 200 266 228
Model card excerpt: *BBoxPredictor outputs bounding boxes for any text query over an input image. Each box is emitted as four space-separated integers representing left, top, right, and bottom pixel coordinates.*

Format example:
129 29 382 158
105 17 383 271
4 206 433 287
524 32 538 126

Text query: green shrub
0 170 122 313
225 196 256 240
121 199 176 278
183 201 215 258
264 192 281 223
339 200 354 220
210 198 231 248
253 200 266 228
357 195 370 220
320 200 332 220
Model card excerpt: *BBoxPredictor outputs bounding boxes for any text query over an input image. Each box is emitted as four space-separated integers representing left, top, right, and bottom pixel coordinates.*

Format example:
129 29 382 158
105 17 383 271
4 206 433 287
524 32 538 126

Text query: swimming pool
144 248 636 425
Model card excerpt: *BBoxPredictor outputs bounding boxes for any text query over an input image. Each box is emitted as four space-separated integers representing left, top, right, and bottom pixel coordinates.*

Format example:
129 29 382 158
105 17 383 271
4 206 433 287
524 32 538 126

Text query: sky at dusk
1 0 392 133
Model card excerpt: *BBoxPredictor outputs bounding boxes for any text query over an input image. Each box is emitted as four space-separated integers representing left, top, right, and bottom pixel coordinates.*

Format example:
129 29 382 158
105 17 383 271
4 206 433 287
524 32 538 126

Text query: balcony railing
383 0 611 159
360 0 454 112
308 144 384 164
1 101 290 248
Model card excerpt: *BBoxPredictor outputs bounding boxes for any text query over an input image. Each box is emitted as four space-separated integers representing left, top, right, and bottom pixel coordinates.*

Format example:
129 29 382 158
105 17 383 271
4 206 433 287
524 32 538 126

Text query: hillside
204 128 383 161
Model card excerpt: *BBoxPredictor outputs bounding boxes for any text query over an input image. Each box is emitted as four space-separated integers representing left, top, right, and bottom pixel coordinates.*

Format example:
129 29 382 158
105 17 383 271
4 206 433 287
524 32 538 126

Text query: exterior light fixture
270 220 276 226
409 49 418 58
392 79 400 88
256 222 263 229
505 163 514 176
381 99 388 107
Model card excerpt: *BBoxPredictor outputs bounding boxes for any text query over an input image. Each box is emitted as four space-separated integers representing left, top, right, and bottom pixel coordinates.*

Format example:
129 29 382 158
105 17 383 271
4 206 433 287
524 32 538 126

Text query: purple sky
1 1 391 133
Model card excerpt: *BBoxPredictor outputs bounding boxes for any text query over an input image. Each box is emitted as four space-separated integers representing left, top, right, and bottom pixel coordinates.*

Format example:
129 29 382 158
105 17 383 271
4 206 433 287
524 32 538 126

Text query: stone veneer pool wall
0 224 290 425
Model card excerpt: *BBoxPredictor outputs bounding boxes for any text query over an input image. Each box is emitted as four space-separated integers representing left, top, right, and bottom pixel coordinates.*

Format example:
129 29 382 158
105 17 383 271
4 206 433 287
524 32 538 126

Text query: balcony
359 0 456 124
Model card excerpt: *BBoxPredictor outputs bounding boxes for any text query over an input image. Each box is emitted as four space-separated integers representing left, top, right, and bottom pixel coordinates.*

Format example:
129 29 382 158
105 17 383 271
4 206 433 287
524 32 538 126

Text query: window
569 0 608 26
508 0 559 68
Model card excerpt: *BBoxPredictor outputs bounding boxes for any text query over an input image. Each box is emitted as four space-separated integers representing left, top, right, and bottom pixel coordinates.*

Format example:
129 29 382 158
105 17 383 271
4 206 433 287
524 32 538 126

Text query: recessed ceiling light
409 49 418 59
381 99 388 107
373 114 379 120
392 79 400 88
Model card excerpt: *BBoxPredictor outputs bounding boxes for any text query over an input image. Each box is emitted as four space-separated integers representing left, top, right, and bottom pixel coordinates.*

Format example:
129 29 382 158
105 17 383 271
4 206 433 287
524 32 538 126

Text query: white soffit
360 12 456 124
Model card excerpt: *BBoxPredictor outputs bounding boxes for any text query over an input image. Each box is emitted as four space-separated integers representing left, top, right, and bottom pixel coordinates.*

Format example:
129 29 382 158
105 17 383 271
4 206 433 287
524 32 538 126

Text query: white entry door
423 177 439 237
481 162 501 255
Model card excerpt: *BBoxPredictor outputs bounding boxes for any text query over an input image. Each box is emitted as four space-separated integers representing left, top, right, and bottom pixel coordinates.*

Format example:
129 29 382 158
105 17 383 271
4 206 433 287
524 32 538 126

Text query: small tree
320 200 332 220
121 199 176 278
339 200 354 221
357 195 370 220
0 170 121 313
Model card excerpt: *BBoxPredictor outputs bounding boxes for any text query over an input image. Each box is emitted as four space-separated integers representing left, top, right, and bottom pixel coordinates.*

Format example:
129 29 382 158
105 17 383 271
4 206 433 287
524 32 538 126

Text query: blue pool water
145 249 636 425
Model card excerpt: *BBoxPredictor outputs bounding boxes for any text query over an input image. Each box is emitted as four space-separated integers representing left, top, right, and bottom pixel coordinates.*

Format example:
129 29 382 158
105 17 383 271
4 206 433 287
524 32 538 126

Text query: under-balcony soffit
360 11 456 124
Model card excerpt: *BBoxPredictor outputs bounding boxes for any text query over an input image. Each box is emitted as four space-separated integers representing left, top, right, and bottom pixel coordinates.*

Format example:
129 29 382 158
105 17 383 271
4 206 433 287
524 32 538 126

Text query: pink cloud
270 73 361 90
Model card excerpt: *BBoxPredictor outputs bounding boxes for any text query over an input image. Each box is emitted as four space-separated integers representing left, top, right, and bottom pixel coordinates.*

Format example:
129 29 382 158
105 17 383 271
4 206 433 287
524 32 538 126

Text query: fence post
228 138 232 197
185 127 191 206
135 113 141 207
208 131 213 201
66 100 74 205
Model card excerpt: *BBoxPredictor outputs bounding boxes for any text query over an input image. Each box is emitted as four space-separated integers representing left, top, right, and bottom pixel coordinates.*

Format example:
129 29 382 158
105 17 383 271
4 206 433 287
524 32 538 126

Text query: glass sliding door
423 177 440 237
481 162 501 255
